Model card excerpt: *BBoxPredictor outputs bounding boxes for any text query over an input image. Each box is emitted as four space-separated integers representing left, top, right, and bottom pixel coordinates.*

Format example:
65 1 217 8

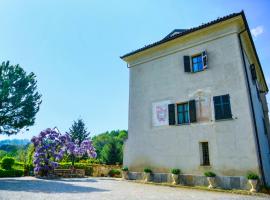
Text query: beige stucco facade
122 13 270 185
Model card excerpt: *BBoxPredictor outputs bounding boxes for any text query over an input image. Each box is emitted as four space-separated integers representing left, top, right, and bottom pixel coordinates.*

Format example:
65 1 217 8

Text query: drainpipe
238 30 266 185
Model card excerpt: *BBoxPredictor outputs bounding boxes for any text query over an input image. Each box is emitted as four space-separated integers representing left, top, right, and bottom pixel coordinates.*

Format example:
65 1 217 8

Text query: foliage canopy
92 130 127 164
0 61 41 135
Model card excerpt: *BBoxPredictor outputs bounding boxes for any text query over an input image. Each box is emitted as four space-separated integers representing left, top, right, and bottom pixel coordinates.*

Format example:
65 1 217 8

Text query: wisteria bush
66 139 97 166
31 129 68 176
31 128 96 177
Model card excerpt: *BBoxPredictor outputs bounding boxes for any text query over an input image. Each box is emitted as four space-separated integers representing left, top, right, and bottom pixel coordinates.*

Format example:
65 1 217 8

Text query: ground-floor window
200 142 210 166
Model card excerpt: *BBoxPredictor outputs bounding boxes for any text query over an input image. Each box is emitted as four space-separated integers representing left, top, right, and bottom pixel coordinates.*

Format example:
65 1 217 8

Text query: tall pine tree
68 119 90 145
0 61 42 135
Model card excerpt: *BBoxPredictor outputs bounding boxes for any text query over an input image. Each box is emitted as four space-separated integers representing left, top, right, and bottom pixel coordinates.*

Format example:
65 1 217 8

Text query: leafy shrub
14 169 24 177
122 167 128 171
171 168 181 175
204 171 216 177
1 157 15 170
246 172 259 180
108 169 121 177
79 158 101 164
58 162 72 169
0 169 24 177
87 159 102 164
144 168 152 173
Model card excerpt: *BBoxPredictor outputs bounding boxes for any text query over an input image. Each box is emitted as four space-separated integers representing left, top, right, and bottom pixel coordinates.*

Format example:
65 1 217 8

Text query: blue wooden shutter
168 104 176 125
213 94 232 120
213 96 222 120
184 56 191 72
222 94 232 119
189 99 197 123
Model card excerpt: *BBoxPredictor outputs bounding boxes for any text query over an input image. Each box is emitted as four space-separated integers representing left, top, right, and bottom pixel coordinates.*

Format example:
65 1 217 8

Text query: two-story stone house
120 11 270 189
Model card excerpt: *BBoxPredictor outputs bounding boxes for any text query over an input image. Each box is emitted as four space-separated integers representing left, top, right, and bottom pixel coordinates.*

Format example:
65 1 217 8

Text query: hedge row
0 169 24 177
57 163 93 176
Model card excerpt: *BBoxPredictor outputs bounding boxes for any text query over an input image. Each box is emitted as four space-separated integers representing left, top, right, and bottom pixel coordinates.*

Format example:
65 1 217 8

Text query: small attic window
170 32 181 37
163 29 187 39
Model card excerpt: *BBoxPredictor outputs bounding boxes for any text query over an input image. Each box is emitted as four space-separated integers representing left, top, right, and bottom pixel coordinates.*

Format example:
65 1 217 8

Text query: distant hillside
0 139 30 146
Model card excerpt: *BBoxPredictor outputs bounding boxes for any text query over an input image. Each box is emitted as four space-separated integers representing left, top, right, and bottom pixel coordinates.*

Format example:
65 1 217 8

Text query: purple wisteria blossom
66 137 97 166
31 128 69 176
31 128 96 176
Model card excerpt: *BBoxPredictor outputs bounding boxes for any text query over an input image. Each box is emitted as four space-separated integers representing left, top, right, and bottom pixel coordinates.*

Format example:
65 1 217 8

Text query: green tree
0 144 19 157
15 145 28 163
26 143 35 166
92 131 111 158
117 130 128 141
100 138 121 165
0 61 42 135
68 119 90 145
0 150 7 159
92 130 128 164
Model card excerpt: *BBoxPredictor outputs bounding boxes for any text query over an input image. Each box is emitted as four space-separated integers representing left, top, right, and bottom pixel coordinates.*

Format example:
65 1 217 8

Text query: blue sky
0 0 269 140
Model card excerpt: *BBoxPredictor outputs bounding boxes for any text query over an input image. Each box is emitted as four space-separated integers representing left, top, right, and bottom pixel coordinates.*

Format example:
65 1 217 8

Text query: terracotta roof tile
120 12 243 59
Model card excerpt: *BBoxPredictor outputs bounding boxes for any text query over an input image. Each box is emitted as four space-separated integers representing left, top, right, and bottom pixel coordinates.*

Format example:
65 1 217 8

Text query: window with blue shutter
177 103 189 124
191 51 208 72
213 94 232 120
184 51 207 73
192 55 203 72
169 100 197 125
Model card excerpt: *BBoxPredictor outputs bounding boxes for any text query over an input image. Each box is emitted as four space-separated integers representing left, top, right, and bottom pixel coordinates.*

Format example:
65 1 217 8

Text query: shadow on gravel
95 178 121 181
0 178 108 193
54 178 98 183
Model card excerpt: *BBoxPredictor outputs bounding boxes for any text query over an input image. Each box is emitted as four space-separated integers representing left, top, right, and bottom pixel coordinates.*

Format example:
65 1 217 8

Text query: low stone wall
91 164 122 177
128 172 250 190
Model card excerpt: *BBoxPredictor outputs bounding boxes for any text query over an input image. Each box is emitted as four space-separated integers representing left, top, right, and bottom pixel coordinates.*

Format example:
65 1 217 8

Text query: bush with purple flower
31 128 68 176
31 128 96 177
66 138 97 166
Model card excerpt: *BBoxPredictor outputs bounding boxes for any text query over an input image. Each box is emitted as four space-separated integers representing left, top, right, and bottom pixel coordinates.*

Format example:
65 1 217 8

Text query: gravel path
0 177 269 200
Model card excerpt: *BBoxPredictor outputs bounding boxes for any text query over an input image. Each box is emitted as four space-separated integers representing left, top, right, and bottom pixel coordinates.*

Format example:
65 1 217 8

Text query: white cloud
251 26 264 37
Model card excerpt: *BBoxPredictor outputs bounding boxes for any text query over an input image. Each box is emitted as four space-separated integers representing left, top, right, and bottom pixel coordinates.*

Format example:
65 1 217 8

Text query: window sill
191 69 207 74
214 117 234 122
199 165 212 169
175 123 190 126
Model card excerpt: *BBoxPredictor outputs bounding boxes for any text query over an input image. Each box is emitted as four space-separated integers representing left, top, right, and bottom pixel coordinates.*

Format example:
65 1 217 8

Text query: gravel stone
0 177 269 200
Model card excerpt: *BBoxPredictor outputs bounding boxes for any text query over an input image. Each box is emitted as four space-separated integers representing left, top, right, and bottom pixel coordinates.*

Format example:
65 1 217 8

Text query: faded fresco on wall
152 100 171 126
196 96 212 122
189 89 212 122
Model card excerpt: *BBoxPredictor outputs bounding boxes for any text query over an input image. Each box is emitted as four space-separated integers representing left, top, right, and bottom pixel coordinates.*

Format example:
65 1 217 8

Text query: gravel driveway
0 177 269 200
